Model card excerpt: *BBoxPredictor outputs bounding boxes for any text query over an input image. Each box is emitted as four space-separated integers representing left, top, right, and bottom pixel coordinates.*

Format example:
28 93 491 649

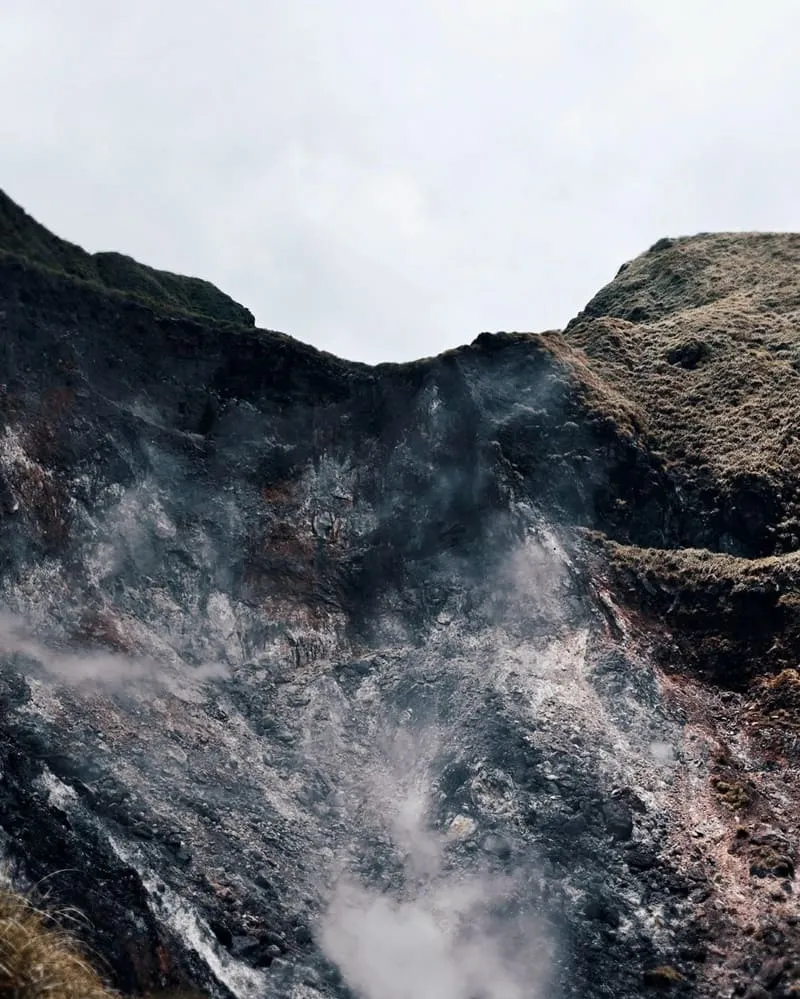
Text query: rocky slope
0 194 798 999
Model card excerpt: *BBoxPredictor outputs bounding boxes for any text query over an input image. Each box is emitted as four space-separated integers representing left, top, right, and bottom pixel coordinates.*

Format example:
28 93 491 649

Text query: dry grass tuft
0 888 206 999
0 888 115 998
643 964 686 988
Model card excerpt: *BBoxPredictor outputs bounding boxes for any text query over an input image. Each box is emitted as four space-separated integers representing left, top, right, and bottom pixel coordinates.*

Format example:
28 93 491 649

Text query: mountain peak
572 229 800 327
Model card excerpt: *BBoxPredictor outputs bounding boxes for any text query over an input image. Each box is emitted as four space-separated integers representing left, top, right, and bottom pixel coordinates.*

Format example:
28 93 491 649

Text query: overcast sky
2 2 799 363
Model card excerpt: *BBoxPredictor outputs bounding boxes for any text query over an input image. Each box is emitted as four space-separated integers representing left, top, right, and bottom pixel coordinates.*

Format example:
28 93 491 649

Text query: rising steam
315 725 553 999
0 611 226 698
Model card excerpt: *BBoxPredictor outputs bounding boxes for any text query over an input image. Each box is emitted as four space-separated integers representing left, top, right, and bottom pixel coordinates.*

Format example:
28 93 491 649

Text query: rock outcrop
0 193 798 999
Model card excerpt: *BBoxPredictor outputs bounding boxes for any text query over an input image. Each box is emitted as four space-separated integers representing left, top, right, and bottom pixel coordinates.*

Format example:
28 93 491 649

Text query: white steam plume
0 611 226 697
315 726 552 999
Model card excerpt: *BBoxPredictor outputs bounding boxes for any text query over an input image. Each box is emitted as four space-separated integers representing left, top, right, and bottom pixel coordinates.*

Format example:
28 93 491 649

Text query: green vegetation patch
0 189 254 328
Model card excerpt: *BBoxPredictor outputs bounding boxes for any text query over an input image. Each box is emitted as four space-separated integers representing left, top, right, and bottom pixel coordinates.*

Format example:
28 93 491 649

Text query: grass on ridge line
0 188 254 329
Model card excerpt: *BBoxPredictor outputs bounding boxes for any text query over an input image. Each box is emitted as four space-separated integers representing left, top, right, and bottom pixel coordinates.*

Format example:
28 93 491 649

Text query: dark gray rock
1 191 799 999
603 799 635 841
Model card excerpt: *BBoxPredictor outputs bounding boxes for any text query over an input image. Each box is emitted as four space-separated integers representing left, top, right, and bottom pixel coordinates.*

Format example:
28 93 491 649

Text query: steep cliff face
0 195 798 999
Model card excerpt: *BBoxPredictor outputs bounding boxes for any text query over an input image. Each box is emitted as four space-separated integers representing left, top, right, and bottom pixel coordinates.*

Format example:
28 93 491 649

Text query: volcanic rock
0 193 799 999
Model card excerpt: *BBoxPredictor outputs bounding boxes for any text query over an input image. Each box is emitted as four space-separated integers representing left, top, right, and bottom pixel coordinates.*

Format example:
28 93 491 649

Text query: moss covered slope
0 189 254 328
564 234 800 685
566 233 800 558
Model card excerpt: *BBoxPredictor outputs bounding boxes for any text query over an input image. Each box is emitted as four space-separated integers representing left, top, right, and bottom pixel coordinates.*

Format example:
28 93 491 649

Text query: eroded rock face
0 197 799 999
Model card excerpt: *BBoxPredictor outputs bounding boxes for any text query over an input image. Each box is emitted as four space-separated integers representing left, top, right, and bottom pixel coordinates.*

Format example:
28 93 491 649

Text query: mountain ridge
0 189 256 328
0 189 799 999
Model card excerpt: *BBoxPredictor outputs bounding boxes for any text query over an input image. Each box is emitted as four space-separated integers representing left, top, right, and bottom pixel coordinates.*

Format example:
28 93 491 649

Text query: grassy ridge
0 190 254 328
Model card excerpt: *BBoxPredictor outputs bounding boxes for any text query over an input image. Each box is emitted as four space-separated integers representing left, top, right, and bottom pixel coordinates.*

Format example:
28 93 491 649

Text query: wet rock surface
0 196 799 997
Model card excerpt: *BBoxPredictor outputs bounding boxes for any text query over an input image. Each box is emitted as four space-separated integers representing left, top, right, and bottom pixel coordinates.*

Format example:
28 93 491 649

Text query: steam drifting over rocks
1 193 800 998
